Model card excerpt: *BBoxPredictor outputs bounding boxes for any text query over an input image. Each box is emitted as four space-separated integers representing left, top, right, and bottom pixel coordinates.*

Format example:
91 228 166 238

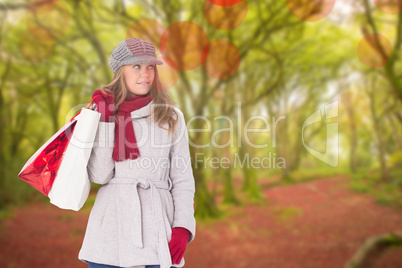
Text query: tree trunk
190 117 221 219
216 82 241 205
238 92 265 201
367 80 390 181
362 0 402 100
344 231 402 268
192 148 222 219
342 91 358 173
222 166 241 205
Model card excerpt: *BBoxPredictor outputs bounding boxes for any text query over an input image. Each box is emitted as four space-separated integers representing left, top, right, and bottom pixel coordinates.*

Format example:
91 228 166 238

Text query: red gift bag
17 95 101 196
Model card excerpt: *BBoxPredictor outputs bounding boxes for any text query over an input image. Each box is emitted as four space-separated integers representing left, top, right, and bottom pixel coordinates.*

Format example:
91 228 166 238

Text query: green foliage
1 158 43 209
348 167 402 209
79 194 97 214
388 151 402 168
291 167 350 182
349 179 370 193
271 206 303 225
0 208 15 221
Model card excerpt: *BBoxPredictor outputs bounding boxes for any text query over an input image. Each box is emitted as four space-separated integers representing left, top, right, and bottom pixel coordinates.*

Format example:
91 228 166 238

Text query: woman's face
123 63 155 97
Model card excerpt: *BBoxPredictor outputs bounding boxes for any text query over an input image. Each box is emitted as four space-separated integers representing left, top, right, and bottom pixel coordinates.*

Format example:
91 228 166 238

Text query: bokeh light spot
155 59 180 91
207 0 244 7
126 18 165 52
19 29 54 62
286 0 336 22
373 0 402 15
203 0 248 30
24 0 59 13
202 39 240 79
160 21 209 71
25 0 70 42
208 0 244 7
357 33 392 68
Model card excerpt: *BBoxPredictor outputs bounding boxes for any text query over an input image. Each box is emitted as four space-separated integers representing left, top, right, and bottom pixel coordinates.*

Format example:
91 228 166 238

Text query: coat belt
105 177 173 268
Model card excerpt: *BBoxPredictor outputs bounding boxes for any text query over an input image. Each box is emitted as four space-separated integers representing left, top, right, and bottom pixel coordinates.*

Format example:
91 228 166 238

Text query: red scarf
92 89 153 162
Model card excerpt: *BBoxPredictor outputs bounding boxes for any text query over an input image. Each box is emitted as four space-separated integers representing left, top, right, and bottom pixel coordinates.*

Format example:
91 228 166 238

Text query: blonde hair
100 65 179 135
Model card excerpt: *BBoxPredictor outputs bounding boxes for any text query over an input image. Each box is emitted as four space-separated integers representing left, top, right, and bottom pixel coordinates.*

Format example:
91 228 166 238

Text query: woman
78 38 196 268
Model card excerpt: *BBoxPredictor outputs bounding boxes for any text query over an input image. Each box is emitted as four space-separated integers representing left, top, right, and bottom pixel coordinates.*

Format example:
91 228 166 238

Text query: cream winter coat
78 100 196 268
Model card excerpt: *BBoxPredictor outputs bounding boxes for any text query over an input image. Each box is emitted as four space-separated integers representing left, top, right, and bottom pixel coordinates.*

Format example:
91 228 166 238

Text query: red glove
168 227 190 264
92 90 115 122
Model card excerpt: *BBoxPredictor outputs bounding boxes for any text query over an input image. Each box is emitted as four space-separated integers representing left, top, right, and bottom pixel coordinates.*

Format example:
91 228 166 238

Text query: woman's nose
141 68 151 77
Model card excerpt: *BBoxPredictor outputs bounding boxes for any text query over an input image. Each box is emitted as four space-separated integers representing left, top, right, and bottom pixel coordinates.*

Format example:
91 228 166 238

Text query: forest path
1 175 401 268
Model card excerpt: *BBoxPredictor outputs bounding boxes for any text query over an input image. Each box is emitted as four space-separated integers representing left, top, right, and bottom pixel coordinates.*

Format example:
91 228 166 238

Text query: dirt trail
1 175 401 268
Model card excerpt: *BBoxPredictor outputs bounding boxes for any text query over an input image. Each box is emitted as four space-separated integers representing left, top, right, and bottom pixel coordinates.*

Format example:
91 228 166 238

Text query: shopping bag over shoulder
17 114 79 196
17 95 101 198
48 107 100 211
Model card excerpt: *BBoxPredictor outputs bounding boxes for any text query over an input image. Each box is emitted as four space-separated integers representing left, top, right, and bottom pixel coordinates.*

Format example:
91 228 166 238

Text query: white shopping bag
48 107 100 211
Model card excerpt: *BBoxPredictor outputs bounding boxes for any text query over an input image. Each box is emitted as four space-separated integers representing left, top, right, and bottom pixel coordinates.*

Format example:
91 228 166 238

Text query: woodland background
0 0 402 267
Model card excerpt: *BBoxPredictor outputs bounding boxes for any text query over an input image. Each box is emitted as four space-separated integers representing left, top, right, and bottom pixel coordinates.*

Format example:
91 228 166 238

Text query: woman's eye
134 65 140 69
148 65 154 69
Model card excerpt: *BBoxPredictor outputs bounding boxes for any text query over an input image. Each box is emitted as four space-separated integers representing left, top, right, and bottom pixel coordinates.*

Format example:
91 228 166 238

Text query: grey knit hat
109 38 164 73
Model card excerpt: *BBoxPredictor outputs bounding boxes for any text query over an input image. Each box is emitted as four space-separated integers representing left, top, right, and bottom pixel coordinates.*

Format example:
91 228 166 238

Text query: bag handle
85 94 103 110
70 94 103 121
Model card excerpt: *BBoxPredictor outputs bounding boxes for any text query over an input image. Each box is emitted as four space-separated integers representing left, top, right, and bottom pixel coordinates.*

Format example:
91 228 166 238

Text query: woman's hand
168 227 190 264
92 90 115 122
